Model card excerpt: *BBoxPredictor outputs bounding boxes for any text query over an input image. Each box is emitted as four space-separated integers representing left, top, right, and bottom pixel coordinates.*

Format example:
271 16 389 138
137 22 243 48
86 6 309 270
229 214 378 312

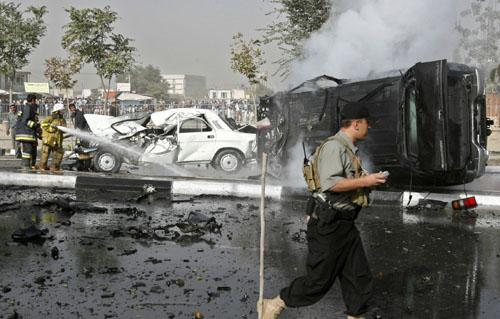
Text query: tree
230 33 268 117
62 6 136 113
0 2 47 103
456 0 500 91
261 0 331 79
230 33 267 85
116 64 169 100
44 56 81 106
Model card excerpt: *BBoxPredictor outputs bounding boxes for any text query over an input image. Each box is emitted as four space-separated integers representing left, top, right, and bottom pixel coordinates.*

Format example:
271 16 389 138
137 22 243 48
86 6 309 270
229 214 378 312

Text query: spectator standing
6 104 21 157
69 103 90 146
109 102 119 117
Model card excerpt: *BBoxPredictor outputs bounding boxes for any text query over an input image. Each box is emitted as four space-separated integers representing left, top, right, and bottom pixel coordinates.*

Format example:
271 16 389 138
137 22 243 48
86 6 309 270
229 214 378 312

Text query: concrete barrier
0 172 77 189
172 180 282 199
0 171 499 209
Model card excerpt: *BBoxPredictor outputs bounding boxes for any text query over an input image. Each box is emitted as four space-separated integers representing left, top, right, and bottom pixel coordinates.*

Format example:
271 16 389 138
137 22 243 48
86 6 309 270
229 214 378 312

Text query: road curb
0 171 77 189
0 171 499 208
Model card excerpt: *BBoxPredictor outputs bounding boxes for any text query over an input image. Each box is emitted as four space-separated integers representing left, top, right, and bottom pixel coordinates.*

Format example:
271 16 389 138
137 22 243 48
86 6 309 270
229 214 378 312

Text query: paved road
0 187 499 318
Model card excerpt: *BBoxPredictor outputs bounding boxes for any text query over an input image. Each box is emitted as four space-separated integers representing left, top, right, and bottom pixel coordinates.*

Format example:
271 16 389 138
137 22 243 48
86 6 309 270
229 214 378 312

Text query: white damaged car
76 108 257 173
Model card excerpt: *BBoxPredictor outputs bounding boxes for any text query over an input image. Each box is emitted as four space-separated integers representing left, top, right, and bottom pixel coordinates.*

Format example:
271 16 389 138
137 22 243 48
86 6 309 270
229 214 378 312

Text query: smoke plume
291 0 461 84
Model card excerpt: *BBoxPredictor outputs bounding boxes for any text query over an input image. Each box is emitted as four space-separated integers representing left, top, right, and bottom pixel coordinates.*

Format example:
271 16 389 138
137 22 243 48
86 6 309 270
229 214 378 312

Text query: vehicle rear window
180 118 212 133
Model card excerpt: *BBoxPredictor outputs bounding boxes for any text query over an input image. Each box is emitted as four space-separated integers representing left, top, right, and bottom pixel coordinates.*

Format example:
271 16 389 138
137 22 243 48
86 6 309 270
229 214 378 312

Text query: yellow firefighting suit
40 113 66 171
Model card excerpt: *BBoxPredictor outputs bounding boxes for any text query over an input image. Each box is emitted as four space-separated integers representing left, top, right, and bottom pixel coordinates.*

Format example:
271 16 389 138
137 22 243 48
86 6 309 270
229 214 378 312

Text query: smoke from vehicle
290 0 460 84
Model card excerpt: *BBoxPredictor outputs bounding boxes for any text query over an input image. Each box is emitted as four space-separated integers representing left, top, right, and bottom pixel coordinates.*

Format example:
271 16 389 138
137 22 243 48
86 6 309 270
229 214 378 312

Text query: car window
179 118 212 133
405 85 418 157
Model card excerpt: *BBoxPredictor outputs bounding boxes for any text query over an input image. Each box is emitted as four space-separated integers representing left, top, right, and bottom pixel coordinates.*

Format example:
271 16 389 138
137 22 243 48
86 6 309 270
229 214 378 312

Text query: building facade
0 71 31 92
161 74 207 99
208 89 247 100
208 89 231 100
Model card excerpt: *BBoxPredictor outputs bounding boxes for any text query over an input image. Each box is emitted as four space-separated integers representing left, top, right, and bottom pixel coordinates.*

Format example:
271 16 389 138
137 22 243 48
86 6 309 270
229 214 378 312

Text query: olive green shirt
7 112 17 129
317 130 358 193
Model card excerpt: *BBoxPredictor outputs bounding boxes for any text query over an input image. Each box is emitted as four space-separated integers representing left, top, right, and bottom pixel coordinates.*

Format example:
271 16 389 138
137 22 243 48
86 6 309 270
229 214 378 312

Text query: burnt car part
257 60 490 186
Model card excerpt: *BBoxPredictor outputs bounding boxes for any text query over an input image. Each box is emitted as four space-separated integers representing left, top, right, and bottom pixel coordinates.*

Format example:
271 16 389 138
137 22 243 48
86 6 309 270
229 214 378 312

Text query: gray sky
19 0 281 92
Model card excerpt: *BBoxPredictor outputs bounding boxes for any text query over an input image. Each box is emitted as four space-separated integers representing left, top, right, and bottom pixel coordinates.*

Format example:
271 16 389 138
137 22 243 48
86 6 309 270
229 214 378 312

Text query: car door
176 117 217 163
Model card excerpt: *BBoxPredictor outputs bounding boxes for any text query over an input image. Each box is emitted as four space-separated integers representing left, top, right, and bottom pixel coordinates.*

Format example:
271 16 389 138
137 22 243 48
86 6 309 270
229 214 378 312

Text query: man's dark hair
69 103 76 108
26 93 38 103
340 119 353 128
9 104 16 108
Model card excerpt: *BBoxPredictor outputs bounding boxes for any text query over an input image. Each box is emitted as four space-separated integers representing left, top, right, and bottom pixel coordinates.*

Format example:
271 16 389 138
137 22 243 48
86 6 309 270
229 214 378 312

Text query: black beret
340 102 371 121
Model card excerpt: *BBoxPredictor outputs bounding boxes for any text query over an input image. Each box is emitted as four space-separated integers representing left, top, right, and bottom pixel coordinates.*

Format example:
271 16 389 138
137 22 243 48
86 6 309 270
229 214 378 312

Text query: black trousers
20 142 37 167
280 205 373 316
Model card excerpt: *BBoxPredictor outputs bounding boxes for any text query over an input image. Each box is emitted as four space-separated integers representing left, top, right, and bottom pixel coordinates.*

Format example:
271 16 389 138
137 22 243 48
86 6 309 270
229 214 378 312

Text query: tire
213 149 243 173
92 150 122 173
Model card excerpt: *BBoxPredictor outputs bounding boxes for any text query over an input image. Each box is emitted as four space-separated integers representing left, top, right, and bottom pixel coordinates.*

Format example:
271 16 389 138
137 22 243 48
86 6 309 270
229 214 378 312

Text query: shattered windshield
220 115 237 130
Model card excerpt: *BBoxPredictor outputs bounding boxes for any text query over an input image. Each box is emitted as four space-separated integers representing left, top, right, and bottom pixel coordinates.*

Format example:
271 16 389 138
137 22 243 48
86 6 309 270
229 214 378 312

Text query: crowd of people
2 97 258 127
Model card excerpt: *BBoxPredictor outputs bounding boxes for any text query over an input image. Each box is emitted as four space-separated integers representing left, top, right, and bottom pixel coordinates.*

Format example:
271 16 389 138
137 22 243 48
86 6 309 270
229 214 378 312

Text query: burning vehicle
65 108 257 173
257 60 492 186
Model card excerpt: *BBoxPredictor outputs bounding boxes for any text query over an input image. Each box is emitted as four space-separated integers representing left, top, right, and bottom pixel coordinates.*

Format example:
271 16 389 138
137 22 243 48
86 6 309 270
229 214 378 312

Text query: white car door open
176 117 217 163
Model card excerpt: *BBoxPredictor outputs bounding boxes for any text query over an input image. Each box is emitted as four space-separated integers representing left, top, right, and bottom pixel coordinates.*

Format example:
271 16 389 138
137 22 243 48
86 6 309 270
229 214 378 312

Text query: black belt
310 207 359 221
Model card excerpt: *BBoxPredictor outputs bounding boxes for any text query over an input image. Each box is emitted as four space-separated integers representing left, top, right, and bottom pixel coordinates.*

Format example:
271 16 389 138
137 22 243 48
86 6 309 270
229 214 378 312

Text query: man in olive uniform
15 94 40 170
39 103 66 171
259 103 387 319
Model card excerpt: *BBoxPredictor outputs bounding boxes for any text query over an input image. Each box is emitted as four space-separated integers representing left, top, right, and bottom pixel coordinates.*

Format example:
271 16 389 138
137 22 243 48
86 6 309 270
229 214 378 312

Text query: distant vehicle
65 109 256 173
257 59 493 186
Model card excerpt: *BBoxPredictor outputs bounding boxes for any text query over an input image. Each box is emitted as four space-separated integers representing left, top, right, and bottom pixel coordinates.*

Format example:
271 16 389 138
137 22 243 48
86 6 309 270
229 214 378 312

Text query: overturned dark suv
258 60 492 186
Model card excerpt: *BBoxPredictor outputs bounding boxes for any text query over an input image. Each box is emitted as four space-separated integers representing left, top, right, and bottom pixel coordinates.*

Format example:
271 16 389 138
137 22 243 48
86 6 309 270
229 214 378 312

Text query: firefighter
258 103 387 319
39 103 67 172
15 94 40 170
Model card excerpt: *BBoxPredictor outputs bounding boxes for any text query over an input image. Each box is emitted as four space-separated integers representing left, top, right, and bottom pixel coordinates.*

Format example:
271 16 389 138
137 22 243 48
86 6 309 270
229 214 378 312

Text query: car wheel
214 149 243 173
92 151 122 173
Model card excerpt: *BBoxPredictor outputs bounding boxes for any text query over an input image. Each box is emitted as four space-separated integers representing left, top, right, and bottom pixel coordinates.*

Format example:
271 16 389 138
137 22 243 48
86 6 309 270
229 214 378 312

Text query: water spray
57 126 144 161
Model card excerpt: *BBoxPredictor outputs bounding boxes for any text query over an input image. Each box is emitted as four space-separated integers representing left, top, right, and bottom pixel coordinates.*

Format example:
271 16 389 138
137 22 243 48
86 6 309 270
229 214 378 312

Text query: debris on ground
291 229 307 243
193 311 204 319
11 225 49 242
34 197 108 214
406 199 447 211
0 201 20 213
120 249 137 256
113 207 146 217
51 247 60 260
